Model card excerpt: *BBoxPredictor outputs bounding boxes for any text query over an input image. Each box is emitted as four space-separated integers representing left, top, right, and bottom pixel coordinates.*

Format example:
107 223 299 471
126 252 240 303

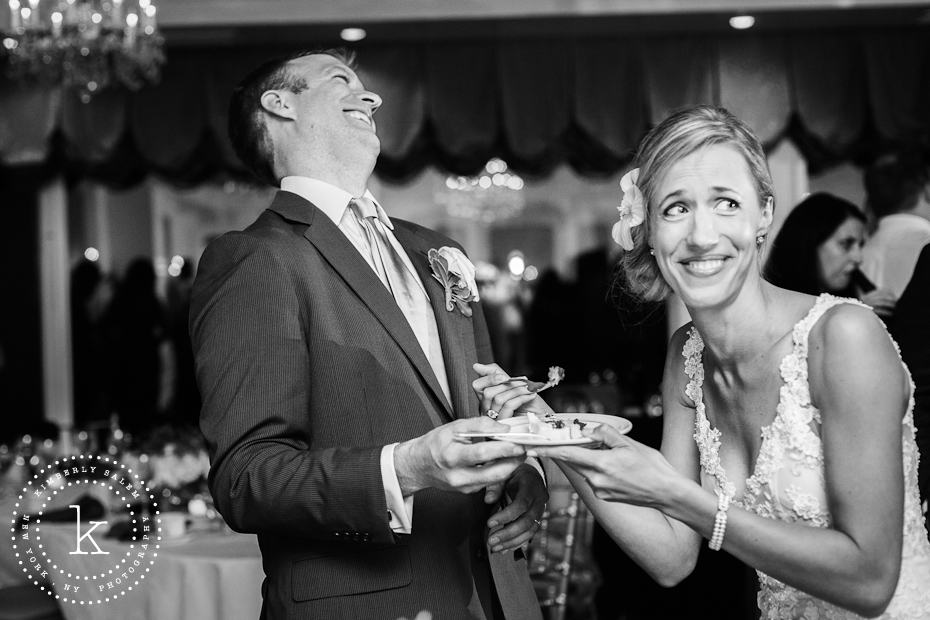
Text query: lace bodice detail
685 294 930 620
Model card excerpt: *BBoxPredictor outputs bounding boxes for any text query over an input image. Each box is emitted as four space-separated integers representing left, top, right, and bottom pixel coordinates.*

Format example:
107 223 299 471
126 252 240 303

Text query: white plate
456 413 632 447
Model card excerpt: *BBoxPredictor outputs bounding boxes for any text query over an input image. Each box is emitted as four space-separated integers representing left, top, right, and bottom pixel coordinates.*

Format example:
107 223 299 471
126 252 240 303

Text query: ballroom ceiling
158 0 930 27
159 0 930 46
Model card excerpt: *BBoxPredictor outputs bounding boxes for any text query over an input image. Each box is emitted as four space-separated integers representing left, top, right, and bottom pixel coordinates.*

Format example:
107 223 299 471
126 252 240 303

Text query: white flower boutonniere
427 246 480 317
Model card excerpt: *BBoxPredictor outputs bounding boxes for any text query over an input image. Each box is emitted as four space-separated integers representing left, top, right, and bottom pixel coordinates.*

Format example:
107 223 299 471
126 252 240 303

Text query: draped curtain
1 28 928 186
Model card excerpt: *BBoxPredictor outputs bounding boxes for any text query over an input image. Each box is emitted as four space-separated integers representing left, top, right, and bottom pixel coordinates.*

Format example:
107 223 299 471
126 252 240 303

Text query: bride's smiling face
649 144 772 310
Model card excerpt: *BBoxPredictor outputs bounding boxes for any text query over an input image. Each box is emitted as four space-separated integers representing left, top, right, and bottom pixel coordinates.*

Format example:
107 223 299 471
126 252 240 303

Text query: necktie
350 197 451 403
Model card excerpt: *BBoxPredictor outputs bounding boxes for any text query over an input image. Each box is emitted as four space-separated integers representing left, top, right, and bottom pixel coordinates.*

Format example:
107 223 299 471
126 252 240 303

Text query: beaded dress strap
789 294 871 363
683 327 737 500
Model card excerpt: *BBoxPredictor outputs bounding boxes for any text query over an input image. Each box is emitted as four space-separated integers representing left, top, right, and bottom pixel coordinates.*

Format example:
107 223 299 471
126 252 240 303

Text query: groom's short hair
865 148 930 219
228 48 355 187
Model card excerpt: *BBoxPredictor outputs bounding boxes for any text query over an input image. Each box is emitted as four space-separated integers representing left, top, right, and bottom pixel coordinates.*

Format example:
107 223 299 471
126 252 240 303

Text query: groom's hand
486 464 547 554
394 418 527 496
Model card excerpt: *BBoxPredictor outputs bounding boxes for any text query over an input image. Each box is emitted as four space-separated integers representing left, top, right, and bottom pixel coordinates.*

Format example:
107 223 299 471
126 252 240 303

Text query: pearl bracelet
708 490 731 551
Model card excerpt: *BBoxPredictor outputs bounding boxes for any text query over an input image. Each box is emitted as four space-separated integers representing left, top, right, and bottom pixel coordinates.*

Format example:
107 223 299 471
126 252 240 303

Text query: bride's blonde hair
618 105 775 302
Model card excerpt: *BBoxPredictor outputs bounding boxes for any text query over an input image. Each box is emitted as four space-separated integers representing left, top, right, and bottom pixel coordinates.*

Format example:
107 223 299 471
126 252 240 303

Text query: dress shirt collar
280 176 393 230
875 213 930 236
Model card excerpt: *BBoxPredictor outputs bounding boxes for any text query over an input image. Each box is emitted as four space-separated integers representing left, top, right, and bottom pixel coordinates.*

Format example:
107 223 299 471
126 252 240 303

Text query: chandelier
438 158 526 223
2 0 165 102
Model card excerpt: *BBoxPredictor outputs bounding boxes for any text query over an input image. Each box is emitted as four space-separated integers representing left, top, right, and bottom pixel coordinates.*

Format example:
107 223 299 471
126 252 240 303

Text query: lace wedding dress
684 294 930 619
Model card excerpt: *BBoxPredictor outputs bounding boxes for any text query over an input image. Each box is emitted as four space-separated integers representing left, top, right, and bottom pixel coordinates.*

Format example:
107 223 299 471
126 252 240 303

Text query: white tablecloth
41 524 264 620
1 488 264 620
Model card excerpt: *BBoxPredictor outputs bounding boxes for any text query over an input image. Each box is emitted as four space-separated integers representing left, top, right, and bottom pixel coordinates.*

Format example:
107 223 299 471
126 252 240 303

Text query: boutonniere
427 246 480 317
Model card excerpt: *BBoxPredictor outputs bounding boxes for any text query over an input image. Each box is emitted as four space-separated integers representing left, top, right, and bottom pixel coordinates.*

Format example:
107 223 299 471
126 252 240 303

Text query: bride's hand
471 362 554 419
529 425 681 508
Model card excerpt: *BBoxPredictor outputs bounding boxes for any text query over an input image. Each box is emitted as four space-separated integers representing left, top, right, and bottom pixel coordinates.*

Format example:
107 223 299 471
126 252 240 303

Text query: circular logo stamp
9 454 162 605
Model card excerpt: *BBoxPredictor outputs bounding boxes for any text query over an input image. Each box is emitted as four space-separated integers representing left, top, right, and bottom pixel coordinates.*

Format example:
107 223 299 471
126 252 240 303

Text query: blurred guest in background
525 268 574 379
104 257 166 433
765 192 896 315
862 148 930 300
575 246 666 404
70 260 109 427
892 243 930 516
165 259 200 426
864 148 930 513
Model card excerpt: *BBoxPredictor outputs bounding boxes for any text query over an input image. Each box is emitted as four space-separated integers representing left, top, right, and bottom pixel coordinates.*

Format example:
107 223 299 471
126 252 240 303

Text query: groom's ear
260 90 297 121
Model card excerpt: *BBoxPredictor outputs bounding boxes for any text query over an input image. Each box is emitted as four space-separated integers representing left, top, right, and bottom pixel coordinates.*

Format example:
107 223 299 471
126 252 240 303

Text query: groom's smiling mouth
345 109 374 129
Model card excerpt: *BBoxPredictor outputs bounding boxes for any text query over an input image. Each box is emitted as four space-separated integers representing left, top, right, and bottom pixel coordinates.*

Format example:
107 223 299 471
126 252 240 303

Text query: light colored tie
350 197 451 404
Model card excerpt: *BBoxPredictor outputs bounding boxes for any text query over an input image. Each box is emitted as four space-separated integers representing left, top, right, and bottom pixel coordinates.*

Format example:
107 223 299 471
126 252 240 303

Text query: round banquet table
0 487 264 620
38 523 264 620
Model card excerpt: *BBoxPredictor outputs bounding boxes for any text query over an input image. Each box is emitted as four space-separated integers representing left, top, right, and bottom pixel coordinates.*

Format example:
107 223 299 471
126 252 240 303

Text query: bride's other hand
530 425 682 508
472 362 553 419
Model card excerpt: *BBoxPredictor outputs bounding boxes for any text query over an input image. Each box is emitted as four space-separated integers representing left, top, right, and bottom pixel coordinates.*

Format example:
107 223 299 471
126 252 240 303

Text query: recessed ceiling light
729 15 755 30
340 27 367 42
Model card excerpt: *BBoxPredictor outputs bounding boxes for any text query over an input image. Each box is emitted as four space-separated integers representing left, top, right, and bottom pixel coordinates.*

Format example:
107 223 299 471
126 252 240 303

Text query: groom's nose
360 90 382 114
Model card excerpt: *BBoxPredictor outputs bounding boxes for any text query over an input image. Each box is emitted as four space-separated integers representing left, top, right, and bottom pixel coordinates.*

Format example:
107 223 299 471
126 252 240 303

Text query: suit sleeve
190 232 395 545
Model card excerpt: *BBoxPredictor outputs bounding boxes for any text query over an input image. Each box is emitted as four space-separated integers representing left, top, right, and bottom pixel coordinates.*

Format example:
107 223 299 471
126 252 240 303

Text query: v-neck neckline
686 294 829 503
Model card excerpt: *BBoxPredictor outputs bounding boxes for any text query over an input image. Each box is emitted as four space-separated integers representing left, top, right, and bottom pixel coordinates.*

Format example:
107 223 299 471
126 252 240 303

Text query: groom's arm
192 231 397 545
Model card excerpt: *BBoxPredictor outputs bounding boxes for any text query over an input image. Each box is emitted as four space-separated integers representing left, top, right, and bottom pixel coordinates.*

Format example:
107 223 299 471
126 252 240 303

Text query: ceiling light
340 27 366 42
729 15 755 30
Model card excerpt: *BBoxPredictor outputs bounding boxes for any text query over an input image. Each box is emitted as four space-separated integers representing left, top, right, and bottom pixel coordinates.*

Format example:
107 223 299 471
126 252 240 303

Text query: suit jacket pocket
291 545 412 602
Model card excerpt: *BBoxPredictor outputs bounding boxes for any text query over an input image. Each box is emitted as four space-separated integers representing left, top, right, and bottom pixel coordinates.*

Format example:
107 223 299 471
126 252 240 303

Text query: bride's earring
756 234 765 246
649 248 655 256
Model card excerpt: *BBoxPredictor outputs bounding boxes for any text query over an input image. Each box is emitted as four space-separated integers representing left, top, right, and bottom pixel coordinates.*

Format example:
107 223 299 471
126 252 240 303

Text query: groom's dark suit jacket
190 191 541 620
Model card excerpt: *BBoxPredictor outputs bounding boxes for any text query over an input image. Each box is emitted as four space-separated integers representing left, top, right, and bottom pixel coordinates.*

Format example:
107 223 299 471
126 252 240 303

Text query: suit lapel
394 225 479 420
269 192 453 423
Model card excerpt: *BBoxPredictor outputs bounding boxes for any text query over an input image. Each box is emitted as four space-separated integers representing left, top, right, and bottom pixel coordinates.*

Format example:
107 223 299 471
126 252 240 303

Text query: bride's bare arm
538 325 705 585
699 304 906 616
545 305 906 616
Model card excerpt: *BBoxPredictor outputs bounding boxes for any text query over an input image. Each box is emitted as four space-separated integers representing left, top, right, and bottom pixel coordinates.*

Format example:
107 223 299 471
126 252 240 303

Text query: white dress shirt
861 213 930 298
282 175 452 534
280 176 544 534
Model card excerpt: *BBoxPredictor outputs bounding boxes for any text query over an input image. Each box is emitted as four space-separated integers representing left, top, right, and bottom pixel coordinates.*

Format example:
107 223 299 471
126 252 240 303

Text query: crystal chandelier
2 0 164 102
439 158 526 223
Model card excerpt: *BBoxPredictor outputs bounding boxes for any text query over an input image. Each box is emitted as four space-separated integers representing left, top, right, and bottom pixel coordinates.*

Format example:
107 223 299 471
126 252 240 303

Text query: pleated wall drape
1 28 928 185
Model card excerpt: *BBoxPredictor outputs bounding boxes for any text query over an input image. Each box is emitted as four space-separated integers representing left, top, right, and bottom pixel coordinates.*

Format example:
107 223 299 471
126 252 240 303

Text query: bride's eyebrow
658 189 687 205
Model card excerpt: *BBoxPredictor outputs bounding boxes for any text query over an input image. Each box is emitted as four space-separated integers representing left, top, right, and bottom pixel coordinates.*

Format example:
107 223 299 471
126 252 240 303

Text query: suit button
334 532 342 537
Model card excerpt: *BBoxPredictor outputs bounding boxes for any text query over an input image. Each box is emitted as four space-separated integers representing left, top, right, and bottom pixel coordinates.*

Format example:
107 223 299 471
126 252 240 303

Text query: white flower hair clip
611 168 645 251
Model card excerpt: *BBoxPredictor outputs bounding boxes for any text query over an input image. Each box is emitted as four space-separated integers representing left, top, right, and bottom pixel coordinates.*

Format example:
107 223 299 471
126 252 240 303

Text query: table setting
0 422 264 620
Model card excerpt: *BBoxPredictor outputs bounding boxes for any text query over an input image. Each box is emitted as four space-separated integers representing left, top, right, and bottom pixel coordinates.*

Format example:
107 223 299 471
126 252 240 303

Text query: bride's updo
618 105 775 302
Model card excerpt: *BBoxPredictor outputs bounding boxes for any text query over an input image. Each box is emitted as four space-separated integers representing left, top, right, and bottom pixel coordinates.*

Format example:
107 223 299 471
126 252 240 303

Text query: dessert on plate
524 411 596 441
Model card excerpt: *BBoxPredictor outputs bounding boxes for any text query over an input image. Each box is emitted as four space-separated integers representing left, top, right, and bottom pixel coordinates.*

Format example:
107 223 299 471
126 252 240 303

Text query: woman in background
765 192 896 316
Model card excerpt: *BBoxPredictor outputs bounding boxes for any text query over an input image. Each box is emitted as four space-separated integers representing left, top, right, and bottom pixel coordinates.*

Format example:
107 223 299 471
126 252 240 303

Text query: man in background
863 147 930 514
861 149 930 299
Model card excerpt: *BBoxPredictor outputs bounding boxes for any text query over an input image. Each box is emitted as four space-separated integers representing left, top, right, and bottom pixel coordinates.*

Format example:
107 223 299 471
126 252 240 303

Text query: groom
190 49 546 620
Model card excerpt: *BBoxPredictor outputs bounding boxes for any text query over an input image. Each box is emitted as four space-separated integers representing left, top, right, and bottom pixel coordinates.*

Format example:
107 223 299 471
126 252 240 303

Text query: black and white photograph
1 1 929 619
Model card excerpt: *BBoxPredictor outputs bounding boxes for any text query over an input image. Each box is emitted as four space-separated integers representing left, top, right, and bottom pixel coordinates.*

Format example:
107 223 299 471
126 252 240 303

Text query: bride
475 106 930 619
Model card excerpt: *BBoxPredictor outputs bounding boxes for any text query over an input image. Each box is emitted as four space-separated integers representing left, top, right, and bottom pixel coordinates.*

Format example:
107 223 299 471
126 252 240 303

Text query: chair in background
529 468 599 620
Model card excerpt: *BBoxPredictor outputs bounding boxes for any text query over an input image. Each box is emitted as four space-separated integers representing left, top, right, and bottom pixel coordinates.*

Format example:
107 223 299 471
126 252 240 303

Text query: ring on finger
486 409 499 419
533 518 541 528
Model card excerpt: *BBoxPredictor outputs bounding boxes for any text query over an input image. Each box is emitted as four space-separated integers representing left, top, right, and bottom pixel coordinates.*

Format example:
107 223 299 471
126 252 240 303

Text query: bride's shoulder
663 322 699 388
667 322 697 364
810 300 887 350
807 300 903 386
